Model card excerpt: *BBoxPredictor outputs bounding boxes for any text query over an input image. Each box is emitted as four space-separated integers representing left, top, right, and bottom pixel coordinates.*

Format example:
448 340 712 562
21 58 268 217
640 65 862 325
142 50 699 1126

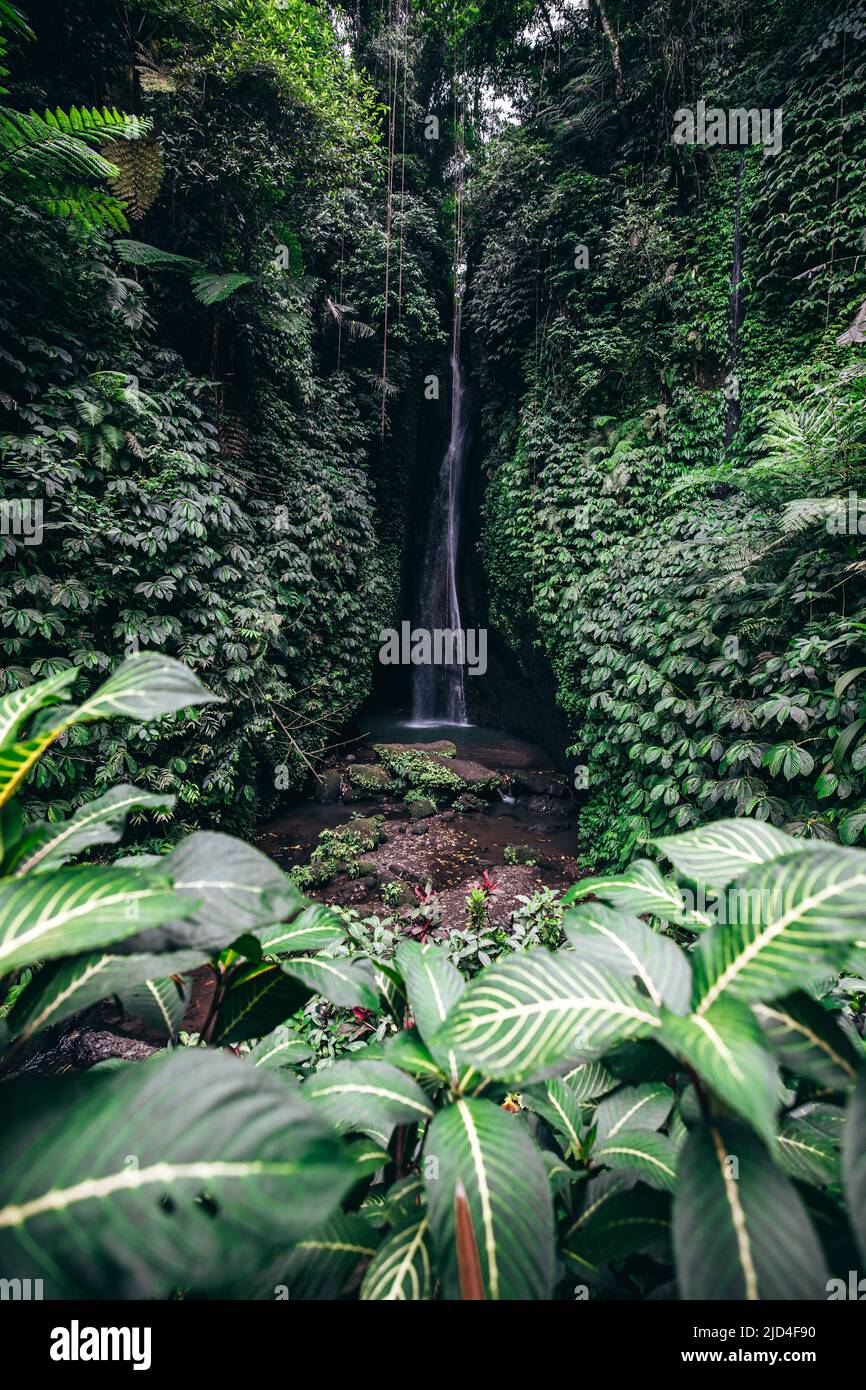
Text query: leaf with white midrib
843 1073 866 1263
563 901 691 1012
304 1059 434 1140
360 1216 433 1300
11 785 175 876
754 991 863 1089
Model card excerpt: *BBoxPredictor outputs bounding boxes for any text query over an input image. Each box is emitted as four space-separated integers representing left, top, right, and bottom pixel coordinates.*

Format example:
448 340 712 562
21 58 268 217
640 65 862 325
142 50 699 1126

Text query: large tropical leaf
117 973 189 1038
424 1097 555 1300
283 1213 379 1300
521 1076 585 1158
360 1215 433 1300
592 1129 679 1192
304 1059 434 1141
396 939 465 1081
660 997 783 1145
691 849 866 1013
563 902 691 1012
280 954 378 1012
0 865 196 976
254 905 344 955
436 950 661 1084
10 785 175 875
843 1073 866 1263
593 1082 674 1142
73 652 217 723
6 946 204 1041
564 858 713 929
564 1173 671 1275
673 1120 829 1299
655 818 805 889
247 1023 313 1072
754 991 863 1090
210 963 311 1046
0 667 77 748
0 1050 354 1297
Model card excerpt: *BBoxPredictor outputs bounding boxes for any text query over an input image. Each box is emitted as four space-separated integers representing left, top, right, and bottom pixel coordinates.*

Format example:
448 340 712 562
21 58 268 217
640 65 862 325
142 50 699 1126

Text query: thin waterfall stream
411 330 468 724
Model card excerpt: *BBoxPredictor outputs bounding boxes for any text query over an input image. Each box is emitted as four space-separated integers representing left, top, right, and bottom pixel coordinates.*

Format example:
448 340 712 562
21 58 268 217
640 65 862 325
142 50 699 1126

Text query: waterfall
411 329 468 724
725 157 745 444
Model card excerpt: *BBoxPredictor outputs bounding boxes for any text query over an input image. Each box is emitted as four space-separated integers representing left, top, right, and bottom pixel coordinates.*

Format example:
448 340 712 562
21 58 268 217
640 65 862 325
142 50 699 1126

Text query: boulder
312 768 342 803
346 763 392 794
408 797 437 820
514 771 570 798
524 795 570 818
453 792 484 813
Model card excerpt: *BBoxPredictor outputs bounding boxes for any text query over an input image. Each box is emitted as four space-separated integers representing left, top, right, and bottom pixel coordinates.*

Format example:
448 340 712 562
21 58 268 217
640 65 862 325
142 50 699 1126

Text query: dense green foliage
466 0 866 865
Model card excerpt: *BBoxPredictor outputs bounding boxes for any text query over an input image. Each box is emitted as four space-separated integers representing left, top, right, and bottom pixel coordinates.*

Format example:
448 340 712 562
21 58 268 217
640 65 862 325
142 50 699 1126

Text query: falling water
411 334 468 723
725 157 745 444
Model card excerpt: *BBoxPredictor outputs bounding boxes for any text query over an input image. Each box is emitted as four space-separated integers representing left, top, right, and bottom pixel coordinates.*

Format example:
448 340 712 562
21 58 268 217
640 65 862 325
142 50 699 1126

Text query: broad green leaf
10 785 175 875
660 997 783 1145
360 1215 433 1300
655 818 806 889
73 652 218 723
0 1049 354 1297
754 991 863 1089
280 954 378 1011
592 1129 678 1191
254 905 344 955
563 902 691 1012
6 947 204 1041
593 1082 674 1142
673 1120 829 1299
396 939 465 1081
692 849 866 1013
562 1057 619 1101
436 950 661 1084
0 729 70 806
0 801 22 871
117 974 188 1038
283 1214 379 1300
211 963 311 1046
564 858 712 929
304 1059 434 1139
521 1077 584 1157
564 1174 671 1270
843 1073 866 1263
776 1117 840 1186
345 1138 391 1176
385 1026 446 1081
248 1024 313 1071
424 1097 555 1299
0 667 77 748
0 865 196 976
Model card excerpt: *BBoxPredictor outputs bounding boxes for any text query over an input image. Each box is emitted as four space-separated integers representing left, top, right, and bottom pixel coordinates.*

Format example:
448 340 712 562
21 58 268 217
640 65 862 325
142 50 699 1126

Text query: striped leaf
304 1059 434 1139
0 1049 355 1297
0 865 196 976
396 939 465 1081
72 652 218 723
776 1117 840 1186
660 997 783 1145
563 902 691 1012
0 801 22 872
254 905 344 955
345 1138 391 1177
754 991 863 1090
280 954 378 1011
521 1077 584 1158
118 973 189 1038
0 667 77 748
211 963 311 1046
691 849 866 1014
594 1082 674 1142
673 1120 829 1299
0 729 71 806
436 950 661 1084
385 1026 447 1081
424 1097 555 1299
248 1024 313 1071
655 818 805 889
6 947 204 1041
9 786 175 876
360 1216 433 1300
843 1073 866 1263
562 1057 619 1101
564 858 713 929
282 1213 379 1299
564 1173 671 1269
592 1129 678 1192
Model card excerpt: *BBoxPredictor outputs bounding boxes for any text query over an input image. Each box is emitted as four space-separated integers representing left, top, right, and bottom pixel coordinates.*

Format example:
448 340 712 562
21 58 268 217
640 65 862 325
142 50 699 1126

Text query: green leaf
593 1082 674 1142
660 998 783 1145
564 857 712 929
691 848 866 1012
424 1097 555 1299
436 950 661 1084
0 667 77 748
248 1024 313 1071
254 904 344 954
74 652 218 723
385 1026 447 1081
563 902 691 1012
655 818 805 889
754 991 863 1089
191 270 254 305
304 1059 434 1140
562 1058 619 1101
673 1120 829 1299
284 1213 379 1299
521 1077 585 1157
592 1129 679 1192
6 947 205 1041
360 1215 433 1300
776 1117 840 1186
10 785 175 875
564 1175 671 1270
211 963 311 1046
117 974 188 1038
396 939 465 1080
280 954 378 1011
0 1050 355 1297
0 865 196 976
843 1073 866 1263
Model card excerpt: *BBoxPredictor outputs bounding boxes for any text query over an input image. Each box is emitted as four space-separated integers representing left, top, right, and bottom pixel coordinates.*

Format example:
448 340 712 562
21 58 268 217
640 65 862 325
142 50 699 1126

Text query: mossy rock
373 743 499 795
337 815 385 849
407 796 437 819
504 843 540 866
346 763 392 794
312 768 342 803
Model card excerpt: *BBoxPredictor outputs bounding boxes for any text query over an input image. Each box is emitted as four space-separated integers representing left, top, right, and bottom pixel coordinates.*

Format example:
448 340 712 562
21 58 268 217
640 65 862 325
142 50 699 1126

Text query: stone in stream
312 768 341 803
345 763 392 794
524 794 570 817
513 771 570 798
408 797 437 819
